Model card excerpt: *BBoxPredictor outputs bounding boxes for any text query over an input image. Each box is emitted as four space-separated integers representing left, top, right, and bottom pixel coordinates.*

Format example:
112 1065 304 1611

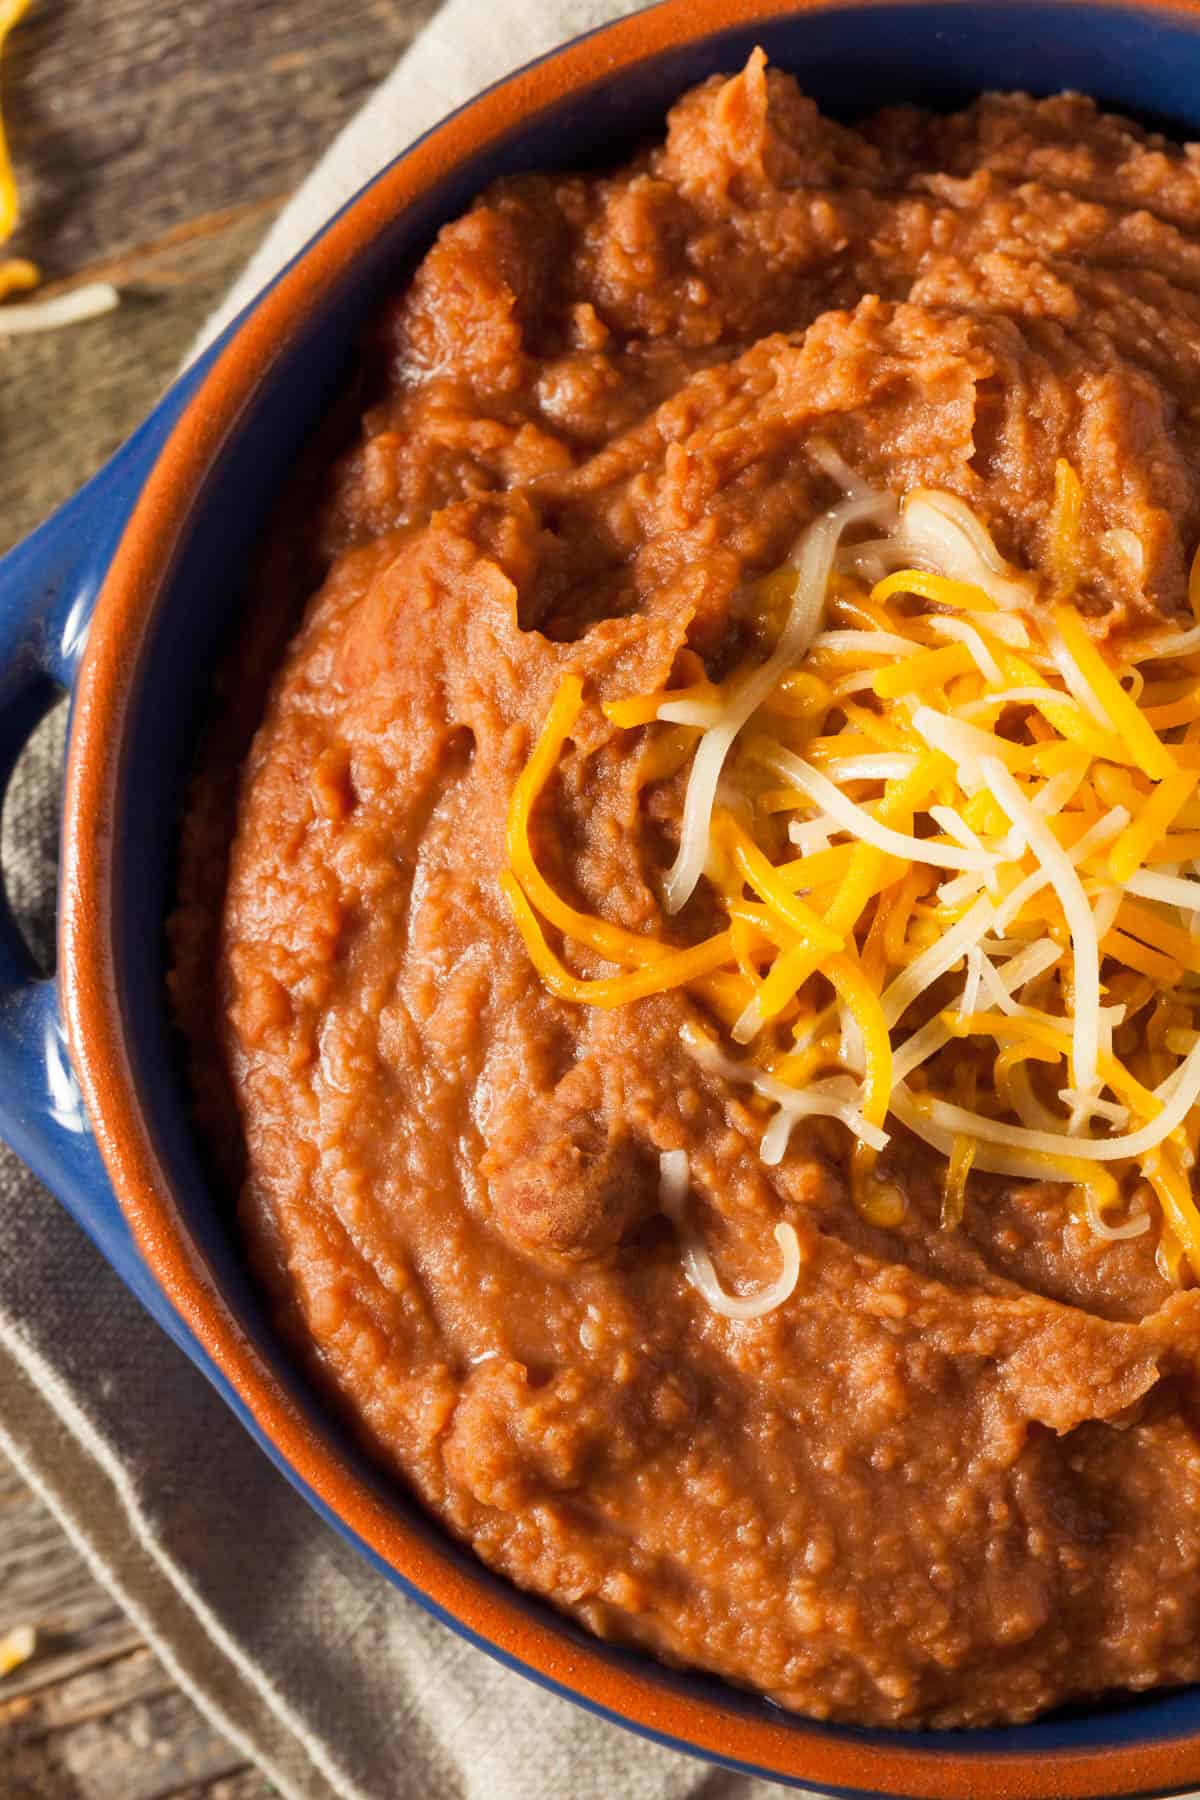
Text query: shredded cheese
767 745 995 872
1050 457 1083 599
1054 604 1178 779
0 1 120 329
978 757 1102 1093
504 463 1200 1292
0 0 34 300
0 281 119 334
663 491 894 914
658 1150 801 1320
0 1623 35 1677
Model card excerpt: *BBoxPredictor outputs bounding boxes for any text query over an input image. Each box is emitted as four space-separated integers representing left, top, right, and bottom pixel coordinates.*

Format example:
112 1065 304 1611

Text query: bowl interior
113 1 1200 1782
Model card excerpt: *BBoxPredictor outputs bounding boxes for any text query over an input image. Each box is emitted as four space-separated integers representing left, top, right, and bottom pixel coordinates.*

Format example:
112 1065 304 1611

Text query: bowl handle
0 371 203 1287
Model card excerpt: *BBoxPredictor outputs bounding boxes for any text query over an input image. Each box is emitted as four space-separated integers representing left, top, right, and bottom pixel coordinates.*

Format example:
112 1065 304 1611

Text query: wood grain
0 204 279 554
0 0 438 556
1 1 438 1793
3 0 439 276
0 1455 276 1798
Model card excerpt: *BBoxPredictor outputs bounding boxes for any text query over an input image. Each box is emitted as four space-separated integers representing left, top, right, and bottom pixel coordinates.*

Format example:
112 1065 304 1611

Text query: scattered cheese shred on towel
0 1624 36 1677
0 0 118 330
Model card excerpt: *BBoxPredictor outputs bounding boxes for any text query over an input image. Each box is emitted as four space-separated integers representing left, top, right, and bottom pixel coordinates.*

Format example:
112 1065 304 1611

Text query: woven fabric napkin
0 2 802 1795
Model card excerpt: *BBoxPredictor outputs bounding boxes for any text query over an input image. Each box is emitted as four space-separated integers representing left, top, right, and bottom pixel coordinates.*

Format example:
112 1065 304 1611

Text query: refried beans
171 55 1200 1727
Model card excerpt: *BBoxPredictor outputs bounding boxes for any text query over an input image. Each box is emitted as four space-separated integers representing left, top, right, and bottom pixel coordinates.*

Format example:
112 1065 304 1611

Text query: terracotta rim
60 1 1200 1793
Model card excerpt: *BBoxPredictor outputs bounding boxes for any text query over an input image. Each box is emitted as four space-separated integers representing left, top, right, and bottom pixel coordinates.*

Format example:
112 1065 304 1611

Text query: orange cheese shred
0 0 37 302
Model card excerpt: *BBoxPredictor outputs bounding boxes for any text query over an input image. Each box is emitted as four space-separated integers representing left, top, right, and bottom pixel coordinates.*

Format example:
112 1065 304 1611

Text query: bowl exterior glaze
4 4 1200 1794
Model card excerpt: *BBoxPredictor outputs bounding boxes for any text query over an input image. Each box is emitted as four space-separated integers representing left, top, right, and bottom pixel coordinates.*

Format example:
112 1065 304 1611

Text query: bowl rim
59 0 1200 1791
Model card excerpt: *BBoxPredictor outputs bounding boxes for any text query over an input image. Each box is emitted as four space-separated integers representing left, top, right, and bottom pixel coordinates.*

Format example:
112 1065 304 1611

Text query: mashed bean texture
172 58 1200 1726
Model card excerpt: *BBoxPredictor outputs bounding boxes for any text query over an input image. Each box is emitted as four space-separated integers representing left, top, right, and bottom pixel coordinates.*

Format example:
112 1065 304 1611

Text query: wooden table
0 2 436 1792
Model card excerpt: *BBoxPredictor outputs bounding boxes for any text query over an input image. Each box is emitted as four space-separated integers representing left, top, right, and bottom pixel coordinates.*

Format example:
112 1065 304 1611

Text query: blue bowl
4 5 1200 1793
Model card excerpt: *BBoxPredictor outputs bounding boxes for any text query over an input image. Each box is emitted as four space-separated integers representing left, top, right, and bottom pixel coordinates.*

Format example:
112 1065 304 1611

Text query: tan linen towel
0 2 806 1795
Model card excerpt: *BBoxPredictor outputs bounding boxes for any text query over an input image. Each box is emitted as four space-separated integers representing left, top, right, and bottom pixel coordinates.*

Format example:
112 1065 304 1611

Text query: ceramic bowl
4 3 1200 1793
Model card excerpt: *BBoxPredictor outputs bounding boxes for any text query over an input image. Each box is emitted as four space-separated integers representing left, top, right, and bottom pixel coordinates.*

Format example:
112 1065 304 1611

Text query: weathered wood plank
0 1460 142 1707
0 206 279 554
0 1456 276 1797
2 0 439 556
0 1623 148 1707
4 1645 174 1734
5 1683 254 1798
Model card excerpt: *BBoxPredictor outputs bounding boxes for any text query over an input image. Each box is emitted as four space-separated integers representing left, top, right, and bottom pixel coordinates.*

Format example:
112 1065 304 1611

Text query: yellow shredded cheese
1054 604 1179 781
872 642 977 699
1050 457 1083 599
1108 770 1198 883
716 811 843 957
0 0 35 300
0 1623 35 1677
872 568 995 612
942 1136 976 1229
501 873 740 1007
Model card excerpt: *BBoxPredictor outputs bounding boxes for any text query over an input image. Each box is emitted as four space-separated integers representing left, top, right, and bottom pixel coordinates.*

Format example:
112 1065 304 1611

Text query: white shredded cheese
929 807 1000 892
958 685 1083 721
663 490 894 914
919 1033 1200 1159
980 757 1103 1094
937 870 989 910
829 667 890 698
807 438 876 500
1061 1089 1130 1131
880 894 996 1028
657 1150 801 1320
1091 886 1124 943
1083 1186 1151 1240
786 818 838 854
0 282 119 336
658 1148 690 1217
961 946 984 1018
992 806 1129 932
910 706 1018 789
810 629 919 658
888 490 1034 612
657 695 726 727
767 744 999 873
1141 622 1200 659
1032 765 1090 817
681 1024 888 1159
891 937 1061 1081
1043 622 1117 731
819 754 919 784
1125 870 1200 912
681 1221 802 1320
1102 528 1145 578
